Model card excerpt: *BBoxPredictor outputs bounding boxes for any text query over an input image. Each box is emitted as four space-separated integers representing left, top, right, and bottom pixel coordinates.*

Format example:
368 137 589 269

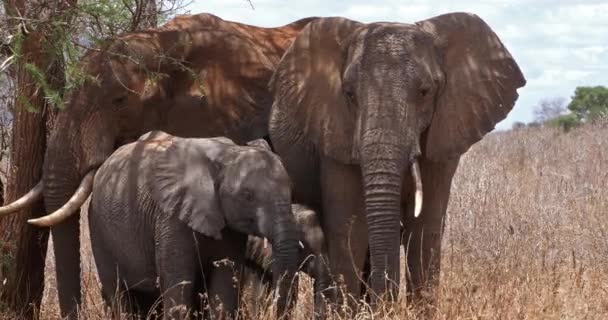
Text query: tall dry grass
5 123 608 319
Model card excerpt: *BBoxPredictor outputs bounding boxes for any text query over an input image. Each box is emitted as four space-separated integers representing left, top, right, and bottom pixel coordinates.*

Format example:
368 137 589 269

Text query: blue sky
187 0 608 130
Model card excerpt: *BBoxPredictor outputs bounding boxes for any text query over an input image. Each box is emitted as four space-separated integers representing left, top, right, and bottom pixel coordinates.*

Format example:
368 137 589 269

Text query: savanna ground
4 123 608 319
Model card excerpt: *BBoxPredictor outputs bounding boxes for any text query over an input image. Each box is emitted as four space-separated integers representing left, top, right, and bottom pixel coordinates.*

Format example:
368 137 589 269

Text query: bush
547 113 580 132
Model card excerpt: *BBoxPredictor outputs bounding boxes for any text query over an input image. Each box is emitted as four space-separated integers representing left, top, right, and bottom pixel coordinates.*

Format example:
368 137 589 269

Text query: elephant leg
159 262 196 319
130 290 160 319
207 264 240 319
156 227 198 319
98 273 160 318
52 214 81 319
108 289 148 319
320 158 368 310
205 232 246 319
95 259 123 316
402 157 459 306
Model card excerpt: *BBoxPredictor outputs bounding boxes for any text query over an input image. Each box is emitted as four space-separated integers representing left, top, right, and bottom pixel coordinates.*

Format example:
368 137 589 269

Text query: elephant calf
88 131 300 319
244 204 332 318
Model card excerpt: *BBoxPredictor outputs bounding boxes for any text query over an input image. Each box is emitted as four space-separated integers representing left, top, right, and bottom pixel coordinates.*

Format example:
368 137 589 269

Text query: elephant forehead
229 151 290 190
231 152 269 182
143 138 173 151
364 25 434 54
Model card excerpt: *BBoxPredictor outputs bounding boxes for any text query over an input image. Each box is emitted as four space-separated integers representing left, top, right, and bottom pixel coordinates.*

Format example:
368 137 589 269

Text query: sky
187 0 608 130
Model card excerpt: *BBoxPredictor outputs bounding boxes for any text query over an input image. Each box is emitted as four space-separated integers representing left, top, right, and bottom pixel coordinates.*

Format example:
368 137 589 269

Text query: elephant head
36 28 280 225
0 14 314 317
151 135 299 317
269 13 525 297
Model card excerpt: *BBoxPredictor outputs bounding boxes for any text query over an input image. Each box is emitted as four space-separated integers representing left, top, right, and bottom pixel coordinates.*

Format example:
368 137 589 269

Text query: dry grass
9 123 608 319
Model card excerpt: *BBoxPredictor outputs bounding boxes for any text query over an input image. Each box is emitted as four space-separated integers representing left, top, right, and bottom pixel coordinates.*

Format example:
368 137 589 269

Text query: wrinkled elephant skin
89 132 299 319
269 12 525 307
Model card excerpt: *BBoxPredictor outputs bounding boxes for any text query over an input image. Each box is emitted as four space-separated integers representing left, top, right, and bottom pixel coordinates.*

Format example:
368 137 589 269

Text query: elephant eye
419 87 430 98
344 89 356 105
112 95 127 105
242 189 255 202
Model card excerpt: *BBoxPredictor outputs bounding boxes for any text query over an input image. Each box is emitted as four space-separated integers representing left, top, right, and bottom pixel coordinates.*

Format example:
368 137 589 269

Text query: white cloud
186 0 608 129
342 4 393 21
396 5 434 22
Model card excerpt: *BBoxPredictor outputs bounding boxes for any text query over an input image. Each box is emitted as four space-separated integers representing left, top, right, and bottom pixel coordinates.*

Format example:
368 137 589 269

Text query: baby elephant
245 204 332 319
89 131 300 319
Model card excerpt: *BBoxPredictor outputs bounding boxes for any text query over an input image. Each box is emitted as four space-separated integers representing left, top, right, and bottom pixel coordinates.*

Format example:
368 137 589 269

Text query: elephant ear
246 139 272 151
269 17 364 163
416 12 526 160
153 138 226 240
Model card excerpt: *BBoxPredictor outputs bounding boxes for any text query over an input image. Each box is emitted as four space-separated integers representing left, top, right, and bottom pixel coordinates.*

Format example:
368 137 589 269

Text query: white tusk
411 161 423 218
0 182 43 216
28 170 96 227
299 241 305 249
0 55 15 73
263 237 269 249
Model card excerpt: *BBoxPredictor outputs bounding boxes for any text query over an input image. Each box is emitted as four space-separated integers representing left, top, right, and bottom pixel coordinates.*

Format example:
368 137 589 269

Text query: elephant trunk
360 136 408 302
43 112 115 212
41 136 84 318
271 211 300 318
40 114 115 318
43 146 80 213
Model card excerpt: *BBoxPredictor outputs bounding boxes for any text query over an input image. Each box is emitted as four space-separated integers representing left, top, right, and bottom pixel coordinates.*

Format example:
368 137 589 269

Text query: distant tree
568 86 608 123
548 113 579 132
511 121 526 130
533 97 567 123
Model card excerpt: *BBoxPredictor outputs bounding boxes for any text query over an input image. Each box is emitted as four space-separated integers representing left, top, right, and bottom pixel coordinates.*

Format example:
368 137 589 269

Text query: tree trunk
0 0 69 316
131 0 158 30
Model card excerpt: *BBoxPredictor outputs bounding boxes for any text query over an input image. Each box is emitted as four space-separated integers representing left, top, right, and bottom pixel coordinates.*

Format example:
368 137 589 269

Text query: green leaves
79 0 139 40
24 63 65 110
547 113 579 132
567 86 608 123
533 86 608 132
4 0 186 113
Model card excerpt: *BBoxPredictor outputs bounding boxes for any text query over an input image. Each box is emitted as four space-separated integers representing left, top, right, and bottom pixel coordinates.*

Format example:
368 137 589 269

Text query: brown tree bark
131 0 159 30
0 0 72 317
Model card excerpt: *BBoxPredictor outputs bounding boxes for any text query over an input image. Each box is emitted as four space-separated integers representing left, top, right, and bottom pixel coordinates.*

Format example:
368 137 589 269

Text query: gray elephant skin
245 204 332 318
268 12 526 306
88 131 299 319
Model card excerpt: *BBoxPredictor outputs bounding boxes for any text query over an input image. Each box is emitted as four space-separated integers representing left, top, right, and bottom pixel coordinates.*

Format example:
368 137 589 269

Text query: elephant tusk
0 182 43 216
28 170 96 227
412 161 423 218
263 237 269 249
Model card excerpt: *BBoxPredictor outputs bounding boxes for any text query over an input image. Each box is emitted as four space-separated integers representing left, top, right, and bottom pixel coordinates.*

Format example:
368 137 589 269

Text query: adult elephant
269 12 525 305
0 13 316 318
